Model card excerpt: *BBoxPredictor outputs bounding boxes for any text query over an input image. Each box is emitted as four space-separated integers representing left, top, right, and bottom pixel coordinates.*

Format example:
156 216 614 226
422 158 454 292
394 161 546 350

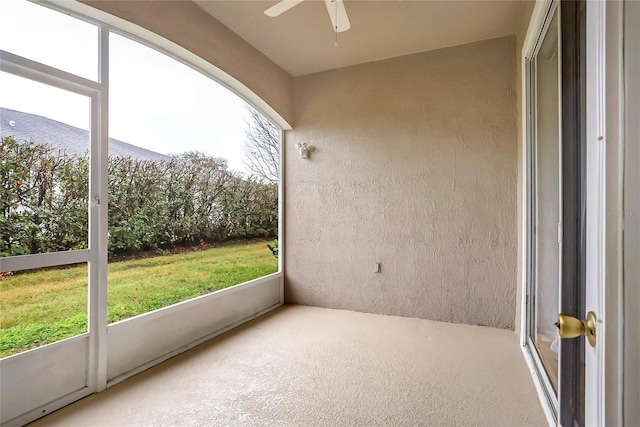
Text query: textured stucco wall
285 36 518 329
79 0 293 126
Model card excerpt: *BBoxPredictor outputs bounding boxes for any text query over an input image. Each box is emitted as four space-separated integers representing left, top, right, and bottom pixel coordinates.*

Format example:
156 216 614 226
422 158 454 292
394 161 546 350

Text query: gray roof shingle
1 107 171 161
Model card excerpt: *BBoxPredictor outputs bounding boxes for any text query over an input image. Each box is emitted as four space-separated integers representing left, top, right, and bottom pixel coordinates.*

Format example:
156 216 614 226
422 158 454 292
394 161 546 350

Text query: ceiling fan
264 0 351 33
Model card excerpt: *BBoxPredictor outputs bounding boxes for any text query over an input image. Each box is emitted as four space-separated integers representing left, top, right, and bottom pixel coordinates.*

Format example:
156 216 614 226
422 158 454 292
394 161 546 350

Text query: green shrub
0 136 277 257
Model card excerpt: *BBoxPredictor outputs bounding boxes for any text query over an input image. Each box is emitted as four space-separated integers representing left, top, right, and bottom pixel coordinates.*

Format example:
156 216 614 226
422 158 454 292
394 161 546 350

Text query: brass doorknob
555 311 597 347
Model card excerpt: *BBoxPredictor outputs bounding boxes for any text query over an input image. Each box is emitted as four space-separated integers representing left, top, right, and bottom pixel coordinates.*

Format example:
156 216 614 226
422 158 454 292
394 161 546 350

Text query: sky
0 0 251 173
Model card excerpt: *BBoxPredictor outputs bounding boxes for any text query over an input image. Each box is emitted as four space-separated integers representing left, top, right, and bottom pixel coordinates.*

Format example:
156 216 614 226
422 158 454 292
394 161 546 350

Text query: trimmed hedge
1 136 277 257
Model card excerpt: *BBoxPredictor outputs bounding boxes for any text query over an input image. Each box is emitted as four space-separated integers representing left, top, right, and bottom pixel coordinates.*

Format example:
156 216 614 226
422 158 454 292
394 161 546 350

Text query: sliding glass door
524 1 591 425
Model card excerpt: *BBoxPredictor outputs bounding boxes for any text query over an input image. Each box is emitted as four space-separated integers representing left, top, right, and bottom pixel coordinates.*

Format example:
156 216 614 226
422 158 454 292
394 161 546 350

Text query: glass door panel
0 2 101 424
0 71 90 356
529 8 560 394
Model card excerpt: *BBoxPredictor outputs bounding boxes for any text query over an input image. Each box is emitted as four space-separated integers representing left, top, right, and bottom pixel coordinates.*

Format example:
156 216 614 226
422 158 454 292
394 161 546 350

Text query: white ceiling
195 0 526 77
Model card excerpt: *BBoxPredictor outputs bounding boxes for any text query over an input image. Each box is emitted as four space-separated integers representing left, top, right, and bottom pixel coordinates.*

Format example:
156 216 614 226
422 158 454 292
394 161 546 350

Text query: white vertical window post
88 22 110 393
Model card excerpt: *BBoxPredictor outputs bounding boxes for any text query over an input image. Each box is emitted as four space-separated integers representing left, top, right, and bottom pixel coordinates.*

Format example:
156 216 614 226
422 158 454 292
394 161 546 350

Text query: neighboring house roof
0 107 171 162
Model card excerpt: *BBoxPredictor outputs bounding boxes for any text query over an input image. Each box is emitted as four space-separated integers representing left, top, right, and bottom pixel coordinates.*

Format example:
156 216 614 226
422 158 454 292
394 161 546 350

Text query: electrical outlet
374 262 381 273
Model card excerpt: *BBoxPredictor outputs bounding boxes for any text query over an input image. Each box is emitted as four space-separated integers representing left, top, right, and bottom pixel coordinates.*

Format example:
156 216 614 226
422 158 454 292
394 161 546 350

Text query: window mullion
0 50 100 96
87 23 110 393
0 250 90 273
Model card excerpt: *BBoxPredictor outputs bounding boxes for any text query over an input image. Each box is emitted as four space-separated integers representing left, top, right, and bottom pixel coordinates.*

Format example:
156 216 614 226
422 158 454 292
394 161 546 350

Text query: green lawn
0 241 277 357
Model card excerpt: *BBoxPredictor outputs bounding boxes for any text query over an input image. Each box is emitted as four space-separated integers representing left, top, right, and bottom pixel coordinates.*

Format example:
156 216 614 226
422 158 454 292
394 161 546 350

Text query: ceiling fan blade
324 0 351 33
264 0 305 17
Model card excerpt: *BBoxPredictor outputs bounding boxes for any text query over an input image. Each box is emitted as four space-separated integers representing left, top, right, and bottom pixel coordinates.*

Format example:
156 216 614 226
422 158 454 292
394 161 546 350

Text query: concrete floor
29 305 546 426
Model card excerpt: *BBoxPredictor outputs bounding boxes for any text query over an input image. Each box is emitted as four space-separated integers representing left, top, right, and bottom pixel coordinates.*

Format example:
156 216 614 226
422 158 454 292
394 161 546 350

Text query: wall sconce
296 142 313 159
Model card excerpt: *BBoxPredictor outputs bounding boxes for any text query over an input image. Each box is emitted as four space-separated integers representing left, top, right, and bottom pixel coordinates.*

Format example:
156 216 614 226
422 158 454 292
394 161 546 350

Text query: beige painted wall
80 0 293 126
285 37 518 329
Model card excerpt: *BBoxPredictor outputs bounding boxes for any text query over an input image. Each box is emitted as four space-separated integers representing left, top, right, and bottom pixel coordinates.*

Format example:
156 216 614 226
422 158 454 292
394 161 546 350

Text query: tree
242 106 279 183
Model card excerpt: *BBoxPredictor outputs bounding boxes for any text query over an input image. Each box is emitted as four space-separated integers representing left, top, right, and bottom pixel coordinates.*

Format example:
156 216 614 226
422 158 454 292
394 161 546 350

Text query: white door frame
584 0 607 424
586 1 627 425
520 1 626 425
